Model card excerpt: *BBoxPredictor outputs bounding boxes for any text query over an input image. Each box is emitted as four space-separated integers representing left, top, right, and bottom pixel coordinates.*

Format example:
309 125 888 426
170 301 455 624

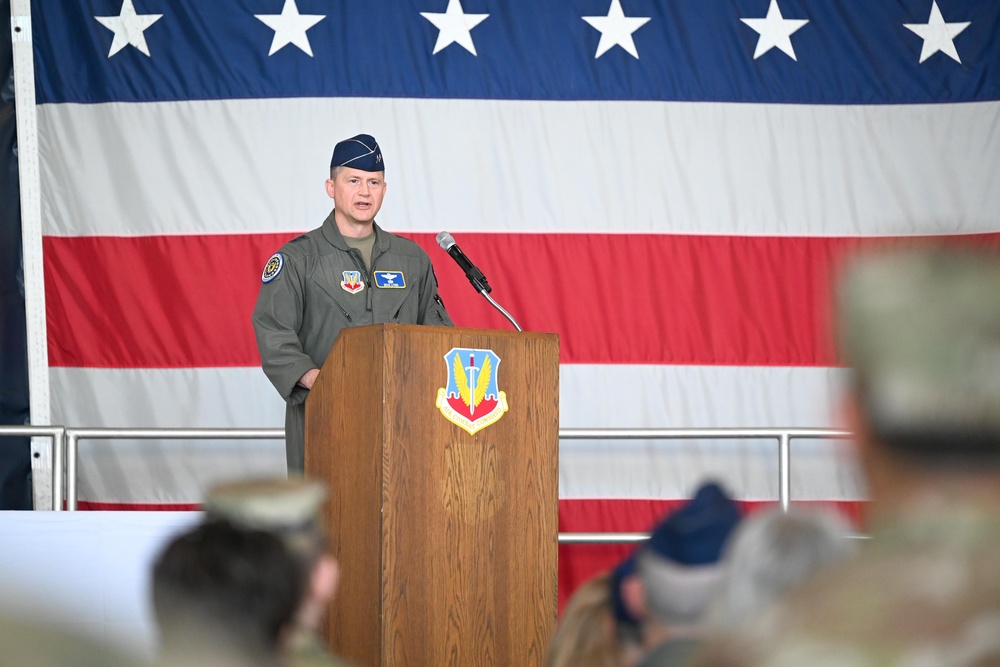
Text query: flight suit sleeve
417 261 454 326
251 254 318 405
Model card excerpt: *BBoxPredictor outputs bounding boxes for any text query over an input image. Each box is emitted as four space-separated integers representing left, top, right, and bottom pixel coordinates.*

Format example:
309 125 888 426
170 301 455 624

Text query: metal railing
0 425 65 511
559 428 853 543
560 427 851 509
7 425 857 542
64 428 284 512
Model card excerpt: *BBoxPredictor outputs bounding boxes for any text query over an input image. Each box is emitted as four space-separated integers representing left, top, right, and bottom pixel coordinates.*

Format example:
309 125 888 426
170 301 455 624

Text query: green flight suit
252 212 453 471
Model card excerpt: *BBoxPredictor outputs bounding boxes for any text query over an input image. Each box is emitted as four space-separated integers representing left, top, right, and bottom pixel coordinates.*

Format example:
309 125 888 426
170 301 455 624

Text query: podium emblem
436 347 509 435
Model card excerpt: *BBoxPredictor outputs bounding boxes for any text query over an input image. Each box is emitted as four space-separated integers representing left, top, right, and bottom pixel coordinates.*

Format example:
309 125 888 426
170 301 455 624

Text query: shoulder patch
261 252 284 283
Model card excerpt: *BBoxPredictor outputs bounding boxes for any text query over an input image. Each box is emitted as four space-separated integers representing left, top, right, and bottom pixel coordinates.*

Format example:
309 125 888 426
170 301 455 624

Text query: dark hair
151 520 308 663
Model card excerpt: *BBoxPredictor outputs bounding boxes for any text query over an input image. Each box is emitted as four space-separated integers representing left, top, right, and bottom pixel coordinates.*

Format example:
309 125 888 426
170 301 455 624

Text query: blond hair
546 572 618 667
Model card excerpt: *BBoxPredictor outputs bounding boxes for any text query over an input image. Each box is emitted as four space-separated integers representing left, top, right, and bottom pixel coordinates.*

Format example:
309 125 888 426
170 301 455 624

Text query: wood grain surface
307 324 558 667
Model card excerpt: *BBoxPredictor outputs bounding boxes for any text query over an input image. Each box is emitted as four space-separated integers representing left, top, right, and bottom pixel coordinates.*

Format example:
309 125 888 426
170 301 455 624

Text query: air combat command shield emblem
340 270 365 294
436 347 509 435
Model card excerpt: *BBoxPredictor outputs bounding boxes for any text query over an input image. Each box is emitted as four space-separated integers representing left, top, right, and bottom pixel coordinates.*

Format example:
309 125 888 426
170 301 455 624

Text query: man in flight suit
253 134 453 471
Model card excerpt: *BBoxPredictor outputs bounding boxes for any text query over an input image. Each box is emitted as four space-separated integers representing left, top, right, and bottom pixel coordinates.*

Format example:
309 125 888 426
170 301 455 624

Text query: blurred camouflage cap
838 246 1000 437
204 476 328 555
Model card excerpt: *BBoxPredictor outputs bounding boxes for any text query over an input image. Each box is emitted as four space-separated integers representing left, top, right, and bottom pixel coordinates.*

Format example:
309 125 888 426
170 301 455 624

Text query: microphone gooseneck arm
481 291 523 332
436 231 523 332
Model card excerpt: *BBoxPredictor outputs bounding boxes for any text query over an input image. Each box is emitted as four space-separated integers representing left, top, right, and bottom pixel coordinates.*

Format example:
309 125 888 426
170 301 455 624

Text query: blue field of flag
32 0 1000 105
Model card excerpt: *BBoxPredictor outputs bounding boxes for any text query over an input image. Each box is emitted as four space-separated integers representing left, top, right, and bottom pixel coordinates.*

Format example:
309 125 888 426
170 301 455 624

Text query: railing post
779 432 791 512
66 431 79 511
52 427 64 511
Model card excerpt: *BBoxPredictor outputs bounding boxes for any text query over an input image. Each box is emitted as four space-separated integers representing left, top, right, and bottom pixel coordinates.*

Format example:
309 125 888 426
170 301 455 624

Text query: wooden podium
305 324 559 667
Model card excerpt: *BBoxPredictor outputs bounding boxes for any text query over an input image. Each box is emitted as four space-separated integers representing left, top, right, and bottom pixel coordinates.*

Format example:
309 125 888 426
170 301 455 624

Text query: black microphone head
436 231 456 250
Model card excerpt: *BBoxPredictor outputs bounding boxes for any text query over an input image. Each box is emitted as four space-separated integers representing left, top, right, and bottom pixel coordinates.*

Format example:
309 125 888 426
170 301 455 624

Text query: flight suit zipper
347 248 373 313
369 244 387 315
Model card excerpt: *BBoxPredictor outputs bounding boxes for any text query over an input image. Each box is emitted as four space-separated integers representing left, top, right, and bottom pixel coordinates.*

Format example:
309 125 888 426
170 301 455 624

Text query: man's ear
311 554 339 604
621 573 647 622
325 178 336 200
293 555 340 635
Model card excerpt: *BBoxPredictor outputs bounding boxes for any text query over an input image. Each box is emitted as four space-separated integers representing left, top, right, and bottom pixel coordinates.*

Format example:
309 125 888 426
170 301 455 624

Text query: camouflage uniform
697 248 1000 667
698 506 1000 666
288 628 356 667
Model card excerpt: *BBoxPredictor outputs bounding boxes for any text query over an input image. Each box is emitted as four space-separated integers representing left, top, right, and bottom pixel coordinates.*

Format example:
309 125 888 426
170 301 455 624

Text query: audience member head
546 572 618 667
608 555 645 666
203 476 328 558
837 247 1000 515
705 507 855 631
151 519 307 667
634 481 741 650
202 476 338 635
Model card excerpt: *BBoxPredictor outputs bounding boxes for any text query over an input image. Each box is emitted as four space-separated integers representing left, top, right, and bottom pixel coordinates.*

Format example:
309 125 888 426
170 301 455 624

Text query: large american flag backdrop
31 0 1000 601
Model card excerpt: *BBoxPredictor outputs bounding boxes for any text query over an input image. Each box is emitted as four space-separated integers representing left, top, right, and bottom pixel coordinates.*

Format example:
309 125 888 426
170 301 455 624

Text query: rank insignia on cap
435 347 509 435
341 270 365 294
374 271 405 288
261 253 284 283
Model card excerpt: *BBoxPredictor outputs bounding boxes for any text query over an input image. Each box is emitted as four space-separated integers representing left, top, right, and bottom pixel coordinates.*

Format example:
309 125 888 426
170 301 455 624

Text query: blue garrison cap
643 481 741 566
330 133 384 172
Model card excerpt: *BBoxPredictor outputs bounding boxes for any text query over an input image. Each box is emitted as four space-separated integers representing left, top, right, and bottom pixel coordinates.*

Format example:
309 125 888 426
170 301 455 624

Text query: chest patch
374 271 406 288
341 271 365 294
261 253 284 283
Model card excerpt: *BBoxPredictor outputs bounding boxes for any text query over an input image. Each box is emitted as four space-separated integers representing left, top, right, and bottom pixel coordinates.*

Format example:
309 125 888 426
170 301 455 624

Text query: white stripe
39 98 1000 238
51 367 285 428
560 364 847 429
50 367 286 504
50 365 859 503
559 364 862 501
559 438 864 502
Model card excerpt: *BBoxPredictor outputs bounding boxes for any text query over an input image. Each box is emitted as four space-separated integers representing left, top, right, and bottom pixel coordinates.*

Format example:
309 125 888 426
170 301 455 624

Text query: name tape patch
374 271 406 288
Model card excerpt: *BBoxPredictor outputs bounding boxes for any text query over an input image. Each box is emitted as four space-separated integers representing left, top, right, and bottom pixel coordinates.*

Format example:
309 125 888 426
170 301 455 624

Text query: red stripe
45 232 1000 368
77 501 202 511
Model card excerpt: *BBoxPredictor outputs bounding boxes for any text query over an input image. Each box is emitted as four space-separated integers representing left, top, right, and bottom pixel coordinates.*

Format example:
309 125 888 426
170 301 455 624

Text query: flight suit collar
320 211 390 254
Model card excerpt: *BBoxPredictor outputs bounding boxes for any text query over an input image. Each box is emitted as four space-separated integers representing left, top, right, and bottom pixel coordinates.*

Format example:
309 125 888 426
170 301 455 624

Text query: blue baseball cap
642 481 741 566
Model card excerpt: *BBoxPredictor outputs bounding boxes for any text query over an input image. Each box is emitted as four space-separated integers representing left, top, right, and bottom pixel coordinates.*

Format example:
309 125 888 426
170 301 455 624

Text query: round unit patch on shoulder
261 252 284 283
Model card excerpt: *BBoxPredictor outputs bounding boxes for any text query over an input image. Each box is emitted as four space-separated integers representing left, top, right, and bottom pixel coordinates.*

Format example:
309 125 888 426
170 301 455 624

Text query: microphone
435 231 523 332
436 231 491 294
